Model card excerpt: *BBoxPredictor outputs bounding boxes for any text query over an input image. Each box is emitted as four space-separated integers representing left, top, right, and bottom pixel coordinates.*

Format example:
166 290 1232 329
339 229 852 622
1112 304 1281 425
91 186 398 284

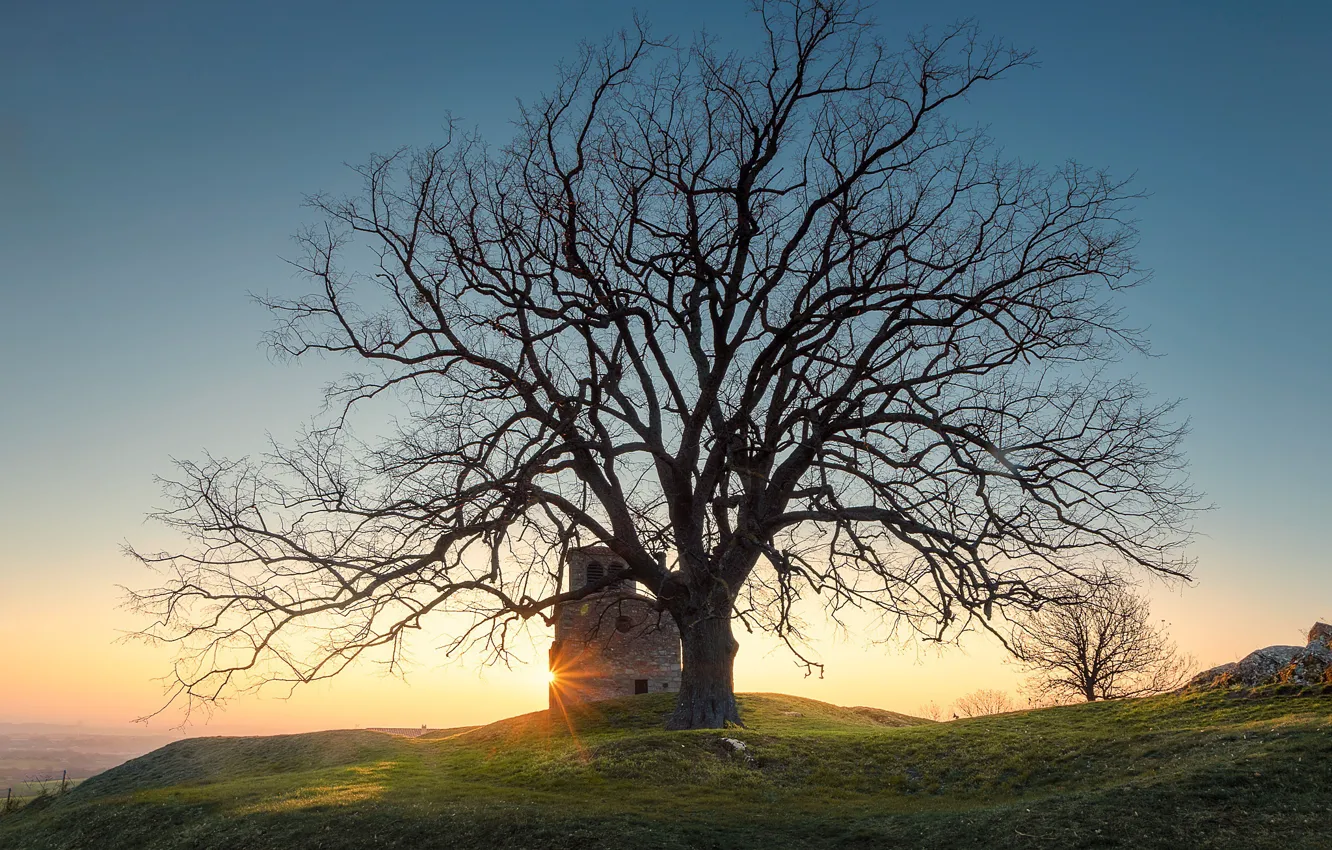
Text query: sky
1 0 1329 734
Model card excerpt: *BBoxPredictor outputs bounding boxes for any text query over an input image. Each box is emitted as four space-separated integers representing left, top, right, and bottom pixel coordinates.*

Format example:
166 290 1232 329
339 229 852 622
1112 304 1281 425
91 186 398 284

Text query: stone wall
549 547 681 708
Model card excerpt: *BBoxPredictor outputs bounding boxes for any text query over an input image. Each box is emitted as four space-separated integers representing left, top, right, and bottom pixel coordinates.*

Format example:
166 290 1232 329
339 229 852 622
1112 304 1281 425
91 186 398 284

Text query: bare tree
953 688 1014 717
1013 583 1194 702
917 701 945 722
130 0 1196 729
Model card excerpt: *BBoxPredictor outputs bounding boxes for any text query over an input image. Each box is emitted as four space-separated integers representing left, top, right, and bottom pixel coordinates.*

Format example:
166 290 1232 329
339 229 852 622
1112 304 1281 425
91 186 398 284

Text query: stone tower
548 547 681 709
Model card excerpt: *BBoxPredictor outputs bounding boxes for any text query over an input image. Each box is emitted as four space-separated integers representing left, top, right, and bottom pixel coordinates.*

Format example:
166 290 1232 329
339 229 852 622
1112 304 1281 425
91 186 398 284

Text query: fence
2 770 71 814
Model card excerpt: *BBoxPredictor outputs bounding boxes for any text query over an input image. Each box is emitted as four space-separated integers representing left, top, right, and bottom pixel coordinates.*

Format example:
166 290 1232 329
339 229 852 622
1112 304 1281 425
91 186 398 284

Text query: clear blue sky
2 0 1329 725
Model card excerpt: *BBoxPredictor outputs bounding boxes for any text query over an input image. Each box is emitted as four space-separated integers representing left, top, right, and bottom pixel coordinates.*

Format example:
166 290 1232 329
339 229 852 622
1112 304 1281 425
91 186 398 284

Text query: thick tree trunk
667 613 742 729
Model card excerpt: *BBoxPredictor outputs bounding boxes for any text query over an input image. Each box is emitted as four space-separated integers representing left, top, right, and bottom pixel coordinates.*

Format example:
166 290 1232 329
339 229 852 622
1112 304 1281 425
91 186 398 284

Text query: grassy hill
1 688 1329 849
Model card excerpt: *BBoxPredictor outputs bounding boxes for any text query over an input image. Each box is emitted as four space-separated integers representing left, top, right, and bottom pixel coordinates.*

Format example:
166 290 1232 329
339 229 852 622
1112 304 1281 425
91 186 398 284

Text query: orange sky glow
0 541 1311 735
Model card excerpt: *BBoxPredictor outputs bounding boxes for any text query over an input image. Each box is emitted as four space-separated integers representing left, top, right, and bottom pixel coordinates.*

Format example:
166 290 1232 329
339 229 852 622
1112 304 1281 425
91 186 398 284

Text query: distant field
0 726 182 792
2 689 1330 848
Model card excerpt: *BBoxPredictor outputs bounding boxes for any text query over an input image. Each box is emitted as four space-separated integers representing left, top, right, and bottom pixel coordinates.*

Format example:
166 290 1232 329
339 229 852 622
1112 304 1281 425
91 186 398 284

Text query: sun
545 670 558 685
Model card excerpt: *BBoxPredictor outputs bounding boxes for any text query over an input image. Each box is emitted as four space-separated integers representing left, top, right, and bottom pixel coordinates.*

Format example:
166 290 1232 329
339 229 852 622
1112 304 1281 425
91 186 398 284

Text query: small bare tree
1013 583 1193 702
917 700 945 722
953 688 1014 717
130 0 1196 730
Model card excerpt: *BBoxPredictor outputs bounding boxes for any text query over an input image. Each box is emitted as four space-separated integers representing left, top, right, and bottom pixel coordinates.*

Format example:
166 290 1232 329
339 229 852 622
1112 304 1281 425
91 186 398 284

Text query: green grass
2 687 1330 849
416 725 479 739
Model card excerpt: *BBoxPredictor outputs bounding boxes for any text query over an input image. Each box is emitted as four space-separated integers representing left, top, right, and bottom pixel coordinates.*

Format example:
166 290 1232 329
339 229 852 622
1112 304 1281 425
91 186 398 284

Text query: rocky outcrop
1283 641 1332 685
1188 623 1332 690
1187 661 1238 688
1188 646 1300 688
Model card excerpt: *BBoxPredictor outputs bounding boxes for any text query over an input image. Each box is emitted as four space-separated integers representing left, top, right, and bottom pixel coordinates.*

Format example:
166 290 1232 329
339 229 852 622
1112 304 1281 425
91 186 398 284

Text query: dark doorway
634 679 649 694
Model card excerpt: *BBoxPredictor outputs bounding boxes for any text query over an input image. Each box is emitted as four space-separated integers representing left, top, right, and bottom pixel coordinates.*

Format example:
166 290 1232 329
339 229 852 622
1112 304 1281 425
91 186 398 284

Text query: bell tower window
584 562 606 586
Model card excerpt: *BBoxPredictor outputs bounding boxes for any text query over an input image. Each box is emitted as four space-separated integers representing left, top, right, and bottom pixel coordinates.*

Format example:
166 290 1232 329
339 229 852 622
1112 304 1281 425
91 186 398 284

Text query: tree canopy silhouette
132 0 1196 729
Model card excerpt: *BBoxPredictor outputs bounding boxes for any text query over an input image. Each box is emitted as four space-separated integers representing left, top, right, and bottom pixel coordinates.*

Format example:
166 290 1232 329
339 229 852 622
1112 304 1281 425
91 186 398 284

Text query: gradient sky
2 0 1329 733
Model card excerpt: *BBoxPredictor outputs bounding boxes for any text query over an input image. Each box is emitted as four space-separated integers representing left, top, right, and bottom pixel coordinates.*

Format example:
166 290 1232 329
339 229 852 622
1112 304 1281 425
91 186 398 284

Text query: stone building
548 547 681 709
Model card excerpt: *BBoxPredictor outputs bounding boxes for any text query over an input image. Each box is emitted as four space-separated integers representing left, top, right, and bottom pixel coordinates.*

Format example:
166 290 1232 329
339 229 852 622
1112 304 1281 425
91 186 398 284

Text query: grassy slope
416 725 480 740
2 688 1330 849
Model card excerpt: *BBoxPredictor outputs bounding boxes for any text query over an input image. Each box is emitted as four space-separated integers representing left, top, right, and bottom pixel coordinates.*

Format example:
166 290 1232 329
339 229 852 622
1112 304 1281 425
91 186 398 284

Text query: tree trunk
667 612 742 729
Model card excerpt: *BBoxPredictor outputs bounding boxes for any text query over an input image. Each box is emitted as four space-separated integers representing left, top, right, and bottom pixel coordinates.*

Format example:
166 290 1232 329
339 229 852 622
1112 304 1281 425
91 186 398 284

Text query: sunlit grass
3 687 1330 848
234 781 386 815
230 761 396 815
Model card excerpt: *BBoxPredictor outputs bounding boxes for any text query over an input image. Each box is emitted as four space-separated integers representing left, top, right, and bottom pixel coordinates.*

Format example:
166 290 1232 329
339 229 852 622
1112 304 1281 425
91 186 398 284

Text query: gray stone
720 737 748 753
719 736 754 764
1230 645 1303 686
1308 622 1332 648
1280 641 1332 686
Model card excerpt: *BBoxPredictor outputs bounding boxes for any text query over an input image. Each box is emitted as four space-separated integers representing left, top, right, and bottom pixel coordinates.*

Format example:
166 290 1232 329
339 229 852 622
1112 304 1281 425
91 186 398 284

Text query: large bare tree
131 0 1196 729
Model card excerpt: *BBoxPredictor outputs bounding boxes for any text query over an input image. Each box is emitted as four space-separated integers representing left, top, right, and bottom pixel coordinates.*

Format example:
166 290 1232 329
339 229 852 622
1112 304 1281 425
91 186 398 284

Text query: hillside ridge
3 687 1330 849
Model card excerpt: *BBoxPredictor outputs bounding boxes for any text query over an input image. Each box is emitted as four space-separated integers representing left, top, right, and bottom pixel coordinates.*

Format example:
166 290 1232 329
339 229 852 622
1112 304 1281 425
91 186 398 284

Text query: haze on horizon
1 0 1328 735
